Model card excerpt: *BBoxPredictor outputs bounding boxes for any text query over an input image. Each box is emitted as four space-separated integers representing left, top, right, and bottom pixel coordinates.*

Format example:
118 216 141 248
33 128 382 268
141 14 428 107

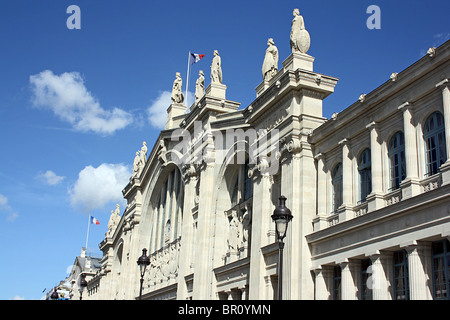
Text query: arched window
388 132 406 190
150 168 184 253
358 149 372 202
332 163 343 212
424 112 447 176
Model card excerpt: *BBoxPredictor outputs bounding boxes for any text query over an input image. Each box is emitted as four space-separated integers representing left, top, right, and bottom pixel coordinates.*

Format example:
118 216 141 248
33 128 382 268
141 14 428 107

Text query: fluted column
366 122 384 210
369 252 392 300
398 102 422 198
436 79 450 185
313 153 327 230
340 260 358 300
405 243 432 300
313 267 329 300
338 139 353 221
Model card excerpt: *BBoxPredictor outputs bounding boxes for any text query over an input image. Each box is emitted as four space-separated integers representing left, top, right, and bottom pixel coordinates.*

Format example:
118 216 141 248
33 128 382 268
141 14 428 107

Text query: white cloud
9 295 25 300
68 163 130 213
0 194 19 222
37 170 65 186
30 70 133 135
147 90 193 129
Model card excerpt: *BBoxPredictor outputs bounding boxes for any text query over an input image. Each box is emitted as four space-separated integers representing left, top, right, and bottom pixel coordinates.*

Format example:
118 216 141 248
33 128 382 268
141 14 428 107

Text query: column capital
314 152 326 161
435 78 449 90
338 138 351 147
365 121 379 130
398 101 414 112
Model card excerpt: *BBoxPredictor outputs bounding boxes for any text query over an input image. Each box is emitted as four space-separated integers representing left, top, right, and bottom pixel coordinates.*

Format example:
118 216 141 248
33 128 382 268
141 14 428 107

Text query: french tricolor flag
189 52 205 65
90 216 100 225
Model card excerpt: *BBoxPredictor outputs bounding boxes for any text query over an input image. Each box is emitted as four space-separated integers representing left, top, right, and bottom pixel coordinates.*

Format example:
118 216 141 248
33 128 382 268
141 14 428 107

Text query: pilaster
436 79 450 185
177 164 198 300
366 122 384 211
248 170 273 299
192 160 216 299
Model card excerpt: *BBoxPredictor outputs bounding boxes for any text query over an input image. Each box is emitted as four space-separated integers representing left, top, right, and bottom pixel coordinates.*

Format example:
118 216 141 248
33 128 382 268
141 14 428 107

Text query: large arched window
332 163 343 212
388 132 406 190
358 149 372 202
149 167 184 253
424 112 447 176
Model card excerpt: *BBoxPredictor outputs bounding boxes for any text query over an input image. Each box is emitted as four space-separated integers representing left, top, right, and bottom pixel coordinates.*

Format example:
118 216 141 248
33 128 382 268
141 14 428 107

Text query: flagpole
185 50 190 107
85 215 90 250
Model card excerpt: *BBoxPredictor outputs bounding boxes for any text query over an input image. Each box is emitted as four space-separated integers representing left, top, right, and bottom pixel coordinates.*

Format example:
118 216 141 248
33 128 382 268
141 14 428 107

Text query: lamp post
137 248 150 300
271 196 293 300
79 273 87 300
50 287 59 300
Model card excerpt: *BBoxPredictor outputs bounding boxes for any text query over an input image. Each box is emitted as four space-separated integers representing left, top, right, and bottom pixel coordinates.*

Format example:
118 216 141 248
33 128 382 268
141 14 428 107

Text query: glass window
432 240 450 300
358 149 372 202
393 250 409 300
361 258 372 300
424 112 447 176
332 163 343 212
333 266 341 300
388 132 406 190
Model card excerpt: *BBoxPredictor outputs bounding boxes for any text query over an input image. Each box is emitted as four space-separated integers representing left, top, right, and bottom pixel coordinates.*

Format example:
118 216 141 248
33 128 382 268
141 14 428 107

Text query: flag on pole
90 216 100 225
189 52 205 65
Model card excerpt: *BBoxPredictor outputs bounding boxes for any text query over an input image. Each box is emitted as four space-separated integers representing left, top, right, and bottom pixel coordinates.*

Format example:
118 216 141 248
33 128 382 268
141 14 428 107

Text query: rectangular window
333 266 341 300
361 258 372 300
432 240 450 300
393 250 409 300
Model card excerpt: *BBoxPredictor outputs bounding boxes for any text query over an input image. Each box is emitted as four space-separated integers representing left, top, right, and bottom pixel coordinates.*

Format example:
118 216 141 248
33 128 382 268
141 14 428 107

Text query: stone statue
262 38 279 81
171 72 184 104
107 204 121 236
290 8 310 54
195 70 205 103
227 211 241 252
210 50 223 84
140 141 148 164
132 151 141 178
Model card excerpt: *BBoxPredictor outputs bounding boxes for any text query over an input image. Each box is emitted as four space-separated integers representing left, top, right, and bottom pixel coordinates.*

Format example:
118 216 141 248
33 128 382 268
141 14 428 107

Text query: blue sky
0 0 448 300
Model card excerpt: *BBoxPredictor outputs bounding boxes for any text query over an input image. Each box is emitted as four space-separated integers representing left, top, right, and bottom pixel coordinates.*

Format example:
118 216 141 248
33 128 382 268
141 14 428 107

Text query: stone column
369 252 392 300
436 79 450 185
313 153 327 230
340 260 358 300
313 267 330 300
366 122 384 210
405 243 432 300
338 139 353 221
398 102 421 198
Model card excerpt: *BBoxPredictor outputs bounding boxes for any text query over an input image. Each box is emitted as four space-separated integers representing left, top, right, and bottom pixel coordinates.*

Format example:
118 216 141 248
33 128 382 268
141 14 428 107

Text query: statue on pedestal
290 8 310 54
106 204 121 236
171 72 184 104
262 38 279 81
210 50 223 84
195 70 205 103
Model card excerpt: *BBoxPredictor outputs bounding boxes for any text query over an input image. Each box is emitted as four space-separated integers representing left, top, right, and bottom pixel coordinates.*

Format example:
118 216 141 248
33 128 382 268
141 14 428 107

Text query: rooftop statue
262 38 279 81
195 70 205 103
210 50 223 84
290 8 310 54
171 72 184 104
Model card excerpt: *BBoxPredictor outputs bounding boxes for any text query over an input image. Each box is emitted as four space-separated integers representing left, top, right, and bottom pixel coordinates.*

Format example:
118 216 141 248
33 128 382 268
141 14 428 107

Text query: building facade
83 13 450 300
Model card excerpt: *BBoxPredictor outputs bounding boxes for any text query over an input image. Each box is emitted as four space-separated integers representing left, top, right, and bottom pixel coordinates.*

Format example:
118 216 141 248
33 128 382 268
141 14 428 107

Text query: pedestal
282 52 315 72
165 103 186 130
206 83 227 99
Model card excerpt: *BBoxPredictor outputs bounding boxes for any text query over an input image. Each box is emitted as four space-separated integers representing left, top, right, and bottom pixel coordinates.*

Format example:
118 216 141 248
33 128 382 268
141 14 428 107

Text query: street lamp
79 273 87 300
137 248 150 300
271 196 293 300
50 287 59 300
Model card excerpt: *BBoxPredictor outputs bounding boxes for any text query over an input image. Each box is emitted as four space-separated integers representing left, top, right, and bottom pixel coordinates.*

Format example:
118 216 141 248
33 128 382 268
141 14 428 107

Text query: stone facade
84 15 450 300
